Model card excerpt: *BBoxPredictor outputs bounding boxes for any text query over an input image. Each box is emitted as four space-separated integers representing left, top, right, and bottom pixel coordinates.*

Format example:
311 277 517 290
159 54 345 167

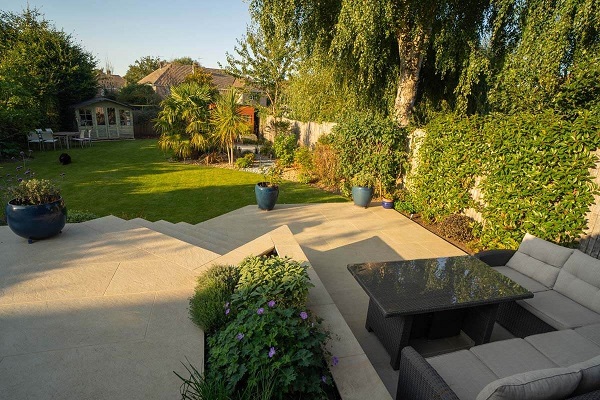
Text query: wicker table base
366 299 499 370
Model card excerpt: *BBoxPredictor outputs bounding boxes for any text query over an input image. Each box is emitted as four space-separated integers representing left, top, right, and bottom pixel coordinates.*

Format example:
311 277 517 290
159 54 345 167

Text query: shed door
95 107 108 139
107 107 119 138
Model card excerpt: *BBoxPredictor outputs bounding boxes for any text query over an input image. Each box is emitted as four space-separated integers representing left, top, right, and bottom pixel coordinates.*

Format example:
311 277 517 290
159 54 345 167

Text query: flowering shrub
206 302 331 398
232 256 312 309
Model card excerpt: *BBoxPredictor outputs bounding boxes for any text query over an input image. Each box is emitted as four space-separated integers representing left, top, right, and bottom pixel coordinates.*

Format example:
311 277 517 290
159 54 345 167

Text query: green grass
1 140 346 223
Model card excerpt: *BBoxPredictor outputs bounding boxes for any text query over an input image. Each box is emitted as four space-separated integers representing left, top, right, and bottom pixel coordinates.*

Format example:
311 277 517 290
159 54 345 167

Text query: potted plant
4 178 67 242
351 171 375 208
381 190 395 209
255 163 282 211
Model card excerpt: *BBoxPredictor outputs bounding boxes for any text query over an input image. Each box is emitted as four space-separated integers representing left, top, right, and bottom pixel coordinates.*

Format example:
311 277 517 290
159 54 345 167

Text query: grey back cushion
555 250 600 313
506 233 574 288
476 367 581 400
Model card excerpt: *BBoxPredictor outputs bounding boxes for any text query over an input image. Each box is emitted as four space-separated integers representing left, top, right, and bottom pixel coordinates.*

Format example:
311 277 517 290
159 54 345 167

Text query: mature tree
0 8 97 137
249 0 492 125
116 83 161 105
170 57 196 65
184 68 219 98
124 56 164 84
223 18 299 116
211 88 251 165
154 82 215 159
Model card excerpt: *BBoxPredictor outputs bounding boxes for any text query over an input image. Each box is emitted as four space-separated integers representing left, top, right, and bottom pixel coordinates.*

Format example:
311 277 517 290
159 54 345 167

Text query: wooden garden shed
73 98 135 140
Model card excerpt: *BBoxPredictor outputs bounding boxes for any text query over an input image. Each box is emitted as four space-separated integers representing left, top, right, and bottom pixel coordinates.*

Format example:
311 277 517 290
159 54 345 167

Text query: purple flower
268 300 276 308
17 178 23 182
268 347 276 358
19 151 24 156
225 308 230 315
321 375 327 383
236 333 244 341
16 166 23 170
300 311 308 320
224 302 230 308
24 169 30 175
257 307 264 315
332 356 339 366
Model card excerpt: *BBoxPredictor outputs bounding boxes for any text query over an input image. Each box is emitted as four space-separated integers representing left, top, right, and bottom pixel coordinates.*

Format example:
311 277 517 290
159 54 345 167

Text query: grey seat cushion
506 233 574 288
554 250 600 313
518 290 600 330
575 323 600 346
428 349 498 400
475 367 581 400
525 329 600 366
470 338 557 378
493 266 549 293
570 354 600 394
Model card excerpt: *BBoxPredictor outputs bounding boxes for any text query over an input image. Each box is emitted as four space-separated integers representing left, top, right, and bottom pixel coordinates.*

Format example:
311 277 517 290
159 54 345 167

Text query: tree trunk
394 26 430 127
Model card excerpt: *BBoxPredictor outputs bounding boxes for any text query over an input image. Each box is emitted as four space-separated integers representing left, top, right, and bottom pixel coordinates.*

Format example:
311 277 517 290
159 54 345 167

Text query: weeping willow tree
154 82 215 159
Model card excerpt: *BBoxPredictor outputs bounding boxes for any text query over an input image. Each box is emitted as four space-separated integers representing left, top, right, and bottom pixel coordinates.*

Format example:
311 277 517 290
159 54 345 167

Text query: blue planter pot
352 186 373 208
255 182 279 211
382 199 394 209
5 198 67 241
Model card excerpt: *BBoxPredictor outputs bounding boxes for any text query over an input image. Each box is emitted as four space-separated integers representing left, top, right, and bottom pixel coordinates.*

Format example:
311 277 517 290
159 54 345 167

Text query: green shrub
232 256 312 309
294 146 315 183
189 264 240 334
67 210 99 223
206 303 331 399
235 153 255 169
331 112 407 197
6 178 61 205
273 132 298 167
437 214 476 242
394 189 417 215
409 109 600 248
259 141 273 158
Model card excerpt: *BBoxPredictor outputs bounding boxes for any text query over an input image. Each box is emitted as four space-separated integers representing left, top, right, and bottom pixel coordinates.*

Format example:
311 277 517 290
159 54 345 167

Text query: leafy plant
232 256 312 309
206 303 330 399
331 112 407 197
394 189 418 215
211 88 252 165
437 214 476 242
235 153 255 169
67 210 99 223
189 264 240 334
351 170 376 188
312 139 339 188
294 146 315 183
273 131 298 167
6 179 61 205
258 163 283 187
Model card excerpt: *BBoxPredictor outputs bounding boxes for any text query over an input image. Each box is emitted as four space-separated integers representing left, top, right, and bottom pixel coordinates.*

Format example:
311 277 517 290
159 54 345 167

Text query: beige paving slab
0 261 120 305
82 215 131 233
332 353 392 400
109 228 220 270
104 259 198 295
0 333 202 400
0 292 155 357
145 289 199 340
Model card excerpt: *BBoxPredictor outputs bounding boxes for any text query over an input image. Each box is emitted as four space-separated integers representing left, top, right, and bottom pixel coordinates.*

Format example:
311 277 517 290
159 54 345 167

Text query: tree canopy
249 0 600 124
123 56 164 84
0 8 97 138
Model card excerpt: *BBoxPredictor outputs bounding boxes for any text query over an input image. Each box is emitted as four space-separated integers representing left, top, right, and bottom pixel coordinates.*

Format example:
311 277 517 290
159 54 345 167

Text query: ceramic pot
352 186 373 208
5 198 67 241
255 182 279 211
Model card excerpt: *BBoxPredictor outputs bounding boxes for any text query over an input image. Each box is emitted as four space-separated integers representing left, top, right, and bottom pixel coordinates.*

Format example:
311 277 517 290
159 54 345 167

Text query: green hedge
408 108 600 249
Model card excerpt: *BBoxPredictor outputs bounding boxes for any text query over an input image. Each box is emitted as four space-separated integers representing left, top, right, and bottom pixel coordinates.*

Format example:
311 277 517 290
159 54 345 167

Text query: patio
1 202 482 399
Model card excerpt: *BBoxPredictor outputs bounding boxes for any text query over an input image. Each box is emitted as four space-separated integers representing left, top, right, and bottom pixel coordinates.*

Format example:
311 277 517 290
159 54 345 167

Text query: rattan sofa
395 234 600 400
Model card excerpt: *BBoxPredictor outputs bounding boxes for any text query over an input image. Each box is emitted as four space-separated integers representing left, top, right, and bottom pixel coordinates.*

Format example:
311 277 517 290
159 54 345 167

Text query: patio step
175 222 244 253
126 218 231 255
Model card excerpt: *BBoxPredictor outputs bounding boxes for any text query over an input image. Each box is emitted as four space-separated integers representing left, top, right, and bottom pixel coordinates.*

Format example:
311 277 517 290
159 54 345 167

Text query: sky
0 0 252 76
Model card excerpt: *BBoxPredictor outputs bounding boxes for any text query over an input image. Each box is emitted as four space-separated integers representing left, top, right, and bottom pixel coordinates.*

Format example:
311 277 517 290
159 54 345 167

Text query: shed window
107 108 116 125
119 110 131 126
96 107 105 125
78 109 92 126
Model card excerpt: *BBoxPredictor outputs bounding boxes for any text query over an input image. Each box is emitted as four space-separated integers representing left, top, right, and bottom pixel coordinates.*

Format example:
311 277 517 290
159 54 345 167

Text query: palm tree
155 82 214 159
211 88 251 165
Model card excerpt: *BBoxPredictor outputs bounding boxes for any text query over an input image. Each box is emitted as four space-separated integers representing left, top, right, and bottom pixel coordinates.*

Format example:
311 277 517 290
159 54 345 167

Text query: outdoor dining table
348 255 533 370
52 132 80 150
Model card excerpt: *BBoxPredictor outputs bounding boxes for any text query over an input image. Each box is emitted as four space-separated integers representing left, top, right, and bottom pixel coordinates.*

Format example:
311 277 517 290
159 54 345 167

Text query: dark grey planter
5 198 67 241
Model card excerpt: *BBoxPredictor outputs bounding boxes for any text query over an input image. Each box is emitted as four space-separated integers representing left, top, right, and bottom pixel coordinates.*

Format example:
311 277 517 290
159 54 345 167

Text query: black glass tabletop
348 256 532 317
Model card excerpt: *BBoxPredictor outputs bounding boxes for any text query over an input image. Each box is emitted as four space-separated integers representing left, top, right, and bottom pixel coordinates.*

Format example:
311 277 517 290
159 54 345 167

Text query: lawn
1 140 347 223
